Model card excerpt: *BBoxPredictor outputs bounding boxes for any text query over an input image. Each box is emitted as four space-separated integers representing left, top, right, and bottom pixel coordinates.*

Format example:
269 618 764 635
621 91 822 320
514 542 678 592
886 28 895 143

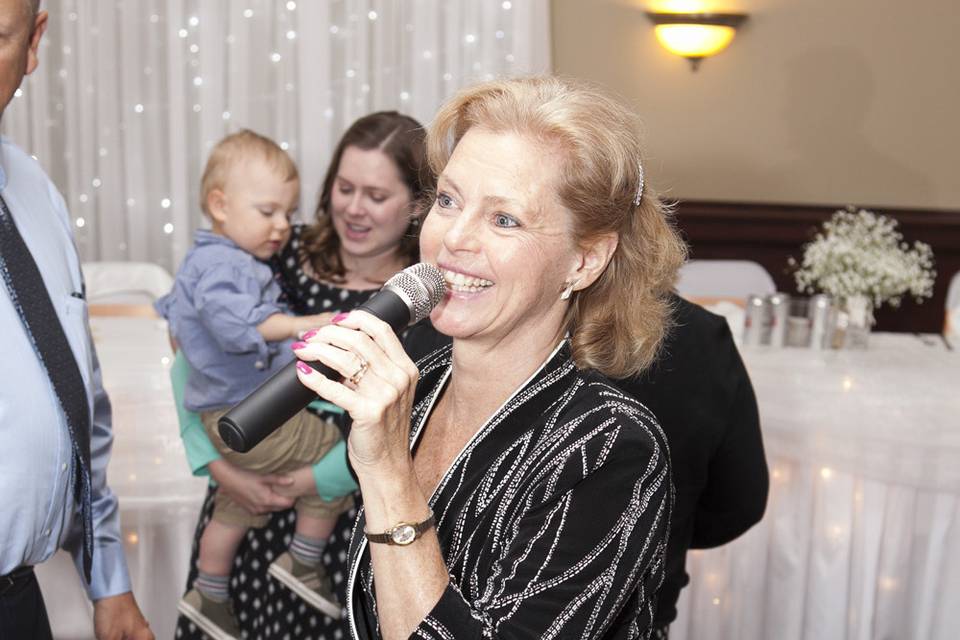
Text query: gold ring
348 356 369 385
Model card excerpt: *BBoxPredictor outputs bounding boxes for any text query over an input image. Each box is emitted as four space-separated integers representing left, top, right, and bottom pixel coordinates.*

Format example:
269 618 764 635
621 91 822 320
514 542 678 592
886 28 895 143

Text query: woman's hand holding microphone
291 311 420 479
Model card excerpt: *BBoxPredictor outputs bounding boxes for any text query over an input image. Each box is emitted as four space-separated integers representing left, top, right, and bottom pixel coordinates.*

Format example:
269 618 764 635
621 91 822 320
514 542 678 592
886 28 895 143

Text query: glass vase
836 294 874 349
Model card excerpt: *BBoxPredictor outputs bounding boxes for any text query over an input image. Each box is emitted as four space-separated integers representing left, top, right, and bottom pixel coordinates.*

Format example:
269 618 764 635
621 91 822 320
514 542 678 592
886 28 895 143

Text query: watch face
391 524 417 545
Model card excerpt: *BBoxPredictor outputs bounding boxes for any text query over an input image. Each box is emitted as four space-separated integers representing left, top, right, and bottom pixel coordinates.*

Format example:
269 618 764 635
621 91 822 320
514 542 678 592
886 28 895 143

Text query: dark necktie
0 194 93 583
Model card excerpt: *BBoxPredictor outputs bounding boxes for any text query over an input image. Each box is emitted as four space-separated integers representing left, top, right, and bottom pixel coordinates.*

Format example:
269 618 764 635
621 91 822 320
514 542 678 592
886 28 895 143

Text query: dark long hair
300 111 432 283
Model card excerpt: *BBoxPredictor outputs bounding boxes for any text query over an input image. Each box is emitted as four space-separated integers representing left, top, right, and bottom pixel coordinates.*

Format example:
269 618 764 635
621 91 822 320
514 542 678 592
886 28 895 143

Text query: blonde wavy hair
426 76 687 378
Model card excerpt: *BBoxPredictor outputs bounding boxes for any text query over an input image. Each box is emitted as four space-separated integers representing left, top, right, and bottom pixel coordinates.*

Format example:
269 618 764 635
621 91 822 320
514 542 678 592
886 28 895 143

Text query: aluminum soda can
808 294 832 350
743 294 769 346
767 293 790 347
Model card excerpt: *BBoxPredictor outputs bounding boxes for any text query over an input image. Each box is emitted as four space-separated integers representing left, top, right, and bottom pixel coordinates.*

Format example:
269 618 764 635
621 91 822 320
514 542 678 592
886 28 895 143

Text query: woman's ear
569 232 619 292
206 189 228 223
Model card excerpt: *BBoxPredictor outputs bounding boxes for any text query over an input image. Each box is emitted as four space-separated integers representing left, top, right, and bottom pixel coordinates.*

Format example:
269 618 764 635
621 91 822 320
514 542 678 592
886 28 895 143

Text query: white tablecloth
672 333 960 640
36 316 208 640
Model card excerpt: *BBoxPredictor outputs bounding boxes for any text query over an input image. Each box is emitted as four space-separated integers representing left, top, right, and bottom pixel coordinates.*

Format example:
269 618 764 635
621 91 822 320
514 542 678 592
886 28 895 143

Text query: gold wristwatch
364 510 435 546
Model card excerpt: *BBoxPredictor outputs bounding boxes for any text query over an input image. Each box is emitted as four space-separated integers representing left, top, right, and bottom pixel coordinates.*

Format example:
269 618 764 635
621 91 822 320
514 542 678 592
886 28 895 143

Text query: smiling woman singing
291 76 687 640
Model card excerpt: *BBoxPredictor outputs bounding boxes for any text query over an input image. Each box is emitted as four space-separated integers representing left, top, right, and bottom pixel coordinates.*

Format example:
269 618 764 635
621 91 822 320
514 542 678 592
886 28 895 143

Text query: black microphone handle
217 359 335 453
218 287 413 453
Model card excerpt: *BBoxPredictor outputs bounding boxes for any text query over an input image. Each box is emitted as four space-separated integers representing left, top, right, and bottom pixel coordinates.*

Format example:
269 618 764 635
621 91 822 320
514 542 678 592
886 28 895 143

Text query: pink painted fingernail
291 341 307 350
302 329 318 341
331 312 349 324
296 361 313 375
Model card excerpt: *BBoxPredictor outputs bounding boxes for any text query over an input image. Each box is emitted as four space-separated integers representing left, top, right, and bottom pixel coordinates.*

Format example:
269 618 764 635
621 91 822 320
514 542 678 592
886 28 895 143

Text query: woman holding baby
172 110 432 639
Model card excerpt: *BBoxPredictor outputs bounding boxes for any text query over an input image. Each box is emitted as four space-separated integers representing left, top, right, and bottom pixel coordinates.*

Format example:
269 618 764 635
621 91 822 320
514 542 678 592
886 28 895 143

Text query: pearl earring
560 280 576 301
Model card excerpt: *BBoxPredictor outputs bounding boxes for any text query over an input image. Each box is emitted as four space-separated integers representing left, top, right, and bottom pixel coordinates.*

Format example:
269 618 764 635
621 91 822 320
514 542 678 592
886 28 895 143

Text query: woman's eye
338 185 353 195
436 192 455 208
370 194 387 204
494 213 518 228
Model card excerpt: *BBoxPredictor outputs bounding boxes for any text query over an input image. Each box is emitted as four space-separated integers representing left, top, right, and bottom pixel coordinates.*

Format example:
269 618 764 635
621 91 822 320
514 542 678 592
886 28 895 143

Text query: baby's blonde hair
427 76 687 378
200 129 298 216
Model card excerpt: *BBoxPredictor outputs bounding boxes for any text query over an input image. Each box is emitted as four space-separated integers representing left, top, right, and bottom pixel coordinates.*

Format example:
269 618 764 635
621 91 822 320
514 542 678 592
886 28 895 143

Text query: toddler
158 130 350 637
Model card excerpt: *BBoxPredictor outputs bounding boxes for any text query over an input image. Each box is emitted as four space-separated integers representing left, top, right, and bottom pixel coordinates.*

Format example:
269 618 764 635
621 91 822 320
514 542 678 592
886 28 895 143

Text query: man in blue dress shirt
0 1 153 637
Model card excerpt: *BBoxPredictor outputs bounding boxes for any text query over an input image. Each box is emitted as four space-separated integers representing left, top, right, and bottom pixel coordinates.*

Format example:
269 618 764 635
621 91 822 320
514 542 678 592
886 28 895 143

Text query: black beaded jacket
345 340 673 639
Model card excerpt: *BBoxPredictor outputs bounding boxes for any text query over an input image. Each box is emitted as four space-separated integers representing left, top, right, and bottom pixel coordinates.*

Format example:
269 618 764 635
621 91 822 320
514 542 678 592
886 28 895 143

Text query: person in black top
291 76 687 640
620 293 769 635
402 293 768 636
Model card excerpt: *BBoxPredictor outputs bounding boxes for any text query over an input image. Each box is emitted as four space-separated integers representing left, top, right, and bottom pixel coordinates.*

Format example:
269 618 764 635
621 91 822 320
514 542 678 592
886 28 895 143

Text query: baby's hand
269 465 318 498
295 312 336 339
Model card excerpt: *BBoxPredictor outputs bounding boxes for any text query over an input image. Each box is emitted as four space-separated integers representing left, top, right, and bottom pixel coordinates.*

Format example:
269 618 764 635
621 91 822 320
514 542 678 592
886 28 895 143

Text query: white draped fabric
2 0 551 275
672 333 960 640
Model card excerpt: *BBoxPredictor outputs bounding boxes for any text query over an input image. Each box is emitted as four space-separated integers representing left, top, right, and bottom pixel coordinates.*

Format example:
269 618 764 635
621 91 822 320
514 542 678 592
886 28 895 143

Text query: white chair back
81 261 174 305
676 259 777 300
946 271 960 340
947 271 960 312
676 260 777 343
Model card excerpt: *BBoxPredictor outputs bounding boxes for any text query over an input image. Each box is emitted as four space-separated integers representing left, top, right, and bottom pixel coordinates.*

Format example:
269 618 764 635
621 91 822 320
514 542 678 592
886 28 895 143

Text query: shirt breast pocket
60 295 94 388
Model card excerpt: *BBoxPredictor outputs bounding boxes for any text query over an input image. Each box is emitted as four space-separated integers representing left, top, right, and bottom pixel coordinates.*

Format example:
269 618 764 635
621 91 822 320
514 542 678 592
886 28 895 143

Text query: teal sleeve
174 351 350 492
312 439 358 501
307 398 344 415
170 350 221 478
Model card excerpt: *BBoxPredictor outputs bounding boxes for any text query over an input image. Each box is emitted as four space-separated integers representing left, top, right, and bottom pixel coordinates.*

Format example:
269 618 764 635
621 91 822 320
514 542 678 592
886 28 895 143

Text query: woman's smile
342 221 372 241
441 267 494 296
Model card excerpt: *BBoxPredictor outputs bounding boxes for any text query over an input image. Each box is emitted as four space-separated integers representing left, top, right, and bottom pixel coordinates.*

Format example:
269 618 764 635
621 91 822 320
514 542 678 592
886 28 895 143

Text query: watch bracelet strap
364 511 436 544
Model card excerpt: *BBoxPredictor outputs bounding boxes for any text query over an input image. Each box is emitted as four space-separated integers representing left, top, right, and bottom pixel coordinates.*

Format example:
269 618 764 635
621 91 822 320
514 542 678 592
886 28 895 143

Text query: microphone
217 263 446 453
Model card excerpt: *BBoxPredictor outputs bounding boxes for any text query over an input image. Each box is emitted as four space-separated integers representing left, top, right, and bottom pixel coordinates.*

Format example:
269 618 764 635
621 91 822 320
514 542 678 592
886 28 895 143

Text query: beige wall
551 0 960 210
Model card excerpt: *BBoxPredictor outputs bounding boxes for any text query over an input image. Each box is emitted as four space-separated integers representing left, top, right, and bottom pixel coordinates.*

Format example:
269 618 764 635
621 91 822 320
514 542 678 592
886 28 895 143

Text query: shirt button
45 529 52 536
61 463 68 472
254 360 265 370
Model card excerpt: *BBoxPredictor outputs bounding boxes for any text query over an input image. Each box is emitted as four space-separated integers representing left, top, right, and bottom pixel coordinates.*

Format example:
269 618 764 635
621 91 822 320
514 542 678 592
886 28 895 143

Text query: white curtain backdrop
3 0 551 274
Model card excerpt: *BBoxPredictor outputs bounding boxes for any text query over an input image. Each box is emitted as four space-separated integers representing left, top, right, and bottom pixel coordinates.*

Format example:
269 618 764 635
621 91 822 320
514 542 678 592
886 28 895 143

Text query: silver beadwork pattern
347 341 672 639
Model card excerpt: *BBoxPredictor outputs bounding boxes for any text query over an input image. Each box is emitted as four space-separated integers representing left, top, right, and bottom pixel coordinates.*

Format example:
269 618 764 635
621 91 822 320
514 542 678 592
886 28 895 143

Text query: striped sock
194 571 230 602
289 533 326 568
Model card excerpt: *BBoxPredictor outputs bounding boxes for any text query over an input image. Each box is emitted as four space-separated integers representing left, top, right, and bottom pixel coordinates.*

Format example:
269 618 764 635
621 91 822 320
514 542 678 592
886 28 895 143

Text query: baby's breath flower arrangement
790 206 936 311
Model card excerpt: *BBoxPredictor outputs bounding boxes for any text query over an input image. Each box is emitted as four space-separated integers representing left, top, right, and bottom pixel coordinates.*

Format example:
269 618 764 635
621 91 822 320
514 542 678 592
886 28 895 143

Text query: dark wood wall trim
674 200 960 333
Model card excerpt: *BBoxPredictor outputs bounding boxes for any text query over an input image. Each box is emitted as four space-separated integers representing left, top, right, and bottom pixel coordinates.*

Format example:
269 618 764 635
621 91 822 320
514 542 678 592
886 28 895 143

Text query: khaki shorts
201 408 353 528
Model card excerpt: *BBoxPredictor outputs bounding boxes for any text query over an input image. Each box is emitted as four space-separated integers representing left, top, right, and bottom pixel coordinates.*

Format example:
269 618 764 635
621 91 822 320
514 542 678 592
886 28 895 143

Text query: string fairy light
3 2 526 268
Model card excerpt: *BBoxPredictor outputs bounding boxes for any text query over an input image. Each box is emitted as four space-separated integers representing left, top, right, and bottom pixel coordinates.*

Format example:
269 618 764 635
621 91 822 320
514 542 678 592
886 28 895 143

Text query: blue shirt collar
194 228 240 249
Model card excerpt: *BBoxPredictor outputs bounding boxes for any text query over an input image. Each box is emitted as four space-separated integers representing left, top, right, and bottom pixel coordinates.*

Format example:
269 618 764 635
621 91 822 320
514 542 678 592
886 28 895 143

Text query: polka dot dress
271 225 376 318
175 225 376 639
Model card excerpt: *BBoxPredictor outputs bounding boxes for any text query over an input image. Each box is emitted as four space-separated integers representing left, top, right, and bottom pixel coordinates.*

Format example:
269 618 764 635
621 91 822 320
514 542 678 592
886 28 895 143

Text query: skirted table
672 333 960 640
36 315 207 640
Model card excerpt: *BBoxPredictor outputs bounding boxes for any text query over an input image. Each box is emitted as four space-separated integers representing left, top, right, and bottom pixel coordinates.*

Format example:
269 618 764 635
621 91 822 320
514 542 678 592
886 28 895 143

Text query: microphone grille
386 263 447 323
